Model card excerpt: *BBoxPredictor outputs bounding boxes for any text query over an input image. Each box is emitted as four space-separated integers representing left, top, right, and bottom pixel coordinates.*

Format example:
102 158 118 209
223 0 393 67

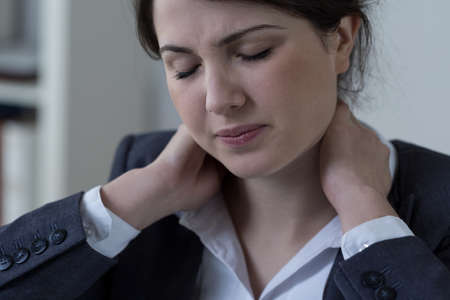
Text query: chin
219 141 316 179
220 156 283 179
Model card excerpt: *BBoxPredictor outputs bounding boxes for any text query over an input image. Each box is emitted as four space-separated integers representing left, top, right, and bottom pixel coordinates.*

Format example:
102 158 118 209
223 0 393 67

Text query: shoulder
390 139 450 249
392 139 450 174
392 139 450 198
127 130 176 164
109 130 176 180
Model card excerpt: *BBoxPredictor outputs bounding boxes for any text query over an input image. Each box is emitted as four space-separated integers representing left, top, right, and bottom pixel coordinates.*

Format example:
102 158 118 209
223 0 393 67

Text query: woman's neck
224 141 337 247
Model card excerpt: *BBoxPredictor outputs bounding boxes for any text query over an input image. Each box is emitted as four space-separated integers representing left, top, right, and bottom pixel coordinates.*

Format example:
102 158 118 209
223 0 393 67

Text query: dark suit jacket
0 131 449 300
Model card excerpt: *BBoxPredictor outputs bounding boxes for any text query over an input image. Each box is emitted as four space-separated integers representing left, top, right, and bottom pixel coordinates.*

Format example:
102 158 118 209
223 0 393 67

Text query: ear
333 15 362 74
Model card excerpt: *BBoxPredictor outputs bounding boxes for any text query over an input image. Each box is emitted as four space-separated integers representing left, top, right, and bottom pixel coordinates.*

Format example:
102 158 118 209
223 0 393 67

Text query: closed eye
175 64 201 80
238 48 273 62
173 48 273 80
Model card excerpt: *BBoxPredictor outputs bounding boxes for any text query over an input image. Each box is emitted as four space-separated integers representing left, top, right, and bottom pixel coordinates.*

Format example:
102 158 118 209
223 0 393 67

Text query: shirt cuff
341 215 415 260
80 186 141 258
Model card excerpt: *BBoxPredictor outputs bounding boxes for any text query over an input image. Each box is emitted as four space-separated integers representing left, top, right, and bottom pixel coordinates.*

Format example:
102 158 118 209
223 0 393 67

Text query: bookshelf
0 81 39 107
0 0 179 223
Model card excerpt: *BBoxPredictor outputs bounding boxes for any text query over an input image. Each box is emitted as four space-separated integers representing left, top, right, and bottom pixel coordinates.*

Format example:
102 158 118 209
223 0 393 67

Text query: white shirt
80 122 414 299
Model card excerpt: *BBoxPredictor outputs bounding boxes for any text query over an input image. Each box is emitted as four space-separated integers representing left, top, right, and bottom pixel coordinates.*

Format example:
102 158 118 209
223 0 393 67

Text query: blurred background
0 0 448 224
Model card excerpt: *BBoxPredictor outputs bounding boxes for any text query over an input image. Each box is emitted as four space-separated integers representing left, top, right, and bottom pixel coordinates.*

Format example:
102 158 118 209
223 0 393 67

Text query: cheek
169 83 215 150
245 48 336 118
241 46 337 160
169 82 204 128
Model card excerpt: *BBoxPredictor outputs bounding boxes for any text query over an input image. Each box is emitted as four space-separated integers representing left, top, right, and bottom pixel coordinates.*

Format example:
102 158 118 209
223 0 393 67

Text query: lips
216 124 265 137
217 125 266 147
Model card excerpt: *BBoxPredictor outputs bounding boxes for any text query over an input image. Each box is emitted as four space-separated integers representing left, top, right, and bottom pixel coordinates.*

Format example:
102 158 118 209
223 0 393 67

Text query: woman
0 0 449 299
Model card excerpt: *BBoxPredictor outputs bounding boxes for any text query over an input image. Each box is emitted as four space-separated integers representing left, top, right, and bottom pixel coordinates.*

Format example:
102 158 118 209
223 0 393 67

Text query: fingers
336 99 363 127
158 124 207 173
336 99 353 119
196 154 228 188
336 100 389 156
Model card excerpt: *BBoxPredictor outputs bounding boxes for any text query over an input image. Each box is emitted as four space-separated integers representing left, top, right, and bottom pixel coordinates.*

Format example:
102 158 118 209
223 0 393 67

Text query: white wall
354 0 450 155
63 0 179 196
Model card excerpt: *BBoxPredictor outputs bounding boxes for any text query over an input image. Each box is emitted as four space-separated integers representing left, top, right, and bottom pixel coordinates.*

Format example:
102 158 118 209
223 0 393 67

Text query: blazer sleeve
333 235 450 299
0 134 141 300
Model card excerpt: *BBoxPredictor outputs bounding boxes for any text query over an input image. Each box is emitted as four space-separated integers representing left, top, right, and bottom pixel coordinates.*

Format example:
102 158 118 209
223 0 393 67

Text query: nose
205 68 246 115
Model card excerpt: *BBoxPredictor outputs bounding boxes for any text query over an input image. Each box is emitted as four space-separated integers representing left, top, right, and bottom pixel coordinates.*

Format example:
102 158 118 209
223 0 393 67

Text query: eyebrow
159 24 286 55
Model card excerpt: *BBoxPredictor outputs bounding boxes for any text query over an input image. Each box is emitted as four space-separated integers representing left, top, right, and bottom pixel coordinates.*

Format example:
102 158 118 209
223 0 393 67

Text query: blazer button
375 286 397 300
31 239 48 255
0 255 13 271
13 248 30 264
361 271 385 289
49 229 67 245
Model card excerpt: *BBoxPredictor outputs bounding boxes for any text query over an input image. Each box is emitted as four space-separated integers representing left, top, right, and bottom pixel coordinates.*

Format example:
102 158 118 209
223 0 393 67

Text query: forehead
153 0 297 47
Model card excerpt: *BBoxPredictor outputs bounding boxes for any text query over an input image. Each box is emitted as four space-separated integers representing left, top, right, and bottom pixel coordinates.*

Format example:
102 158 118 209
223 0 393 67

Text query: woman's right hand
100 124 227 230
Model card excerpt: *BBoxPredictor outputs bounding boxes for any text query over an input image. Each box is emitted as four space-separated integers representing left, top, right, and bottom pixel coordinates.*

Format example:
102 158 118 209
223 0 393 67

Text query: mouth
216 125 267 147
215 124 266 137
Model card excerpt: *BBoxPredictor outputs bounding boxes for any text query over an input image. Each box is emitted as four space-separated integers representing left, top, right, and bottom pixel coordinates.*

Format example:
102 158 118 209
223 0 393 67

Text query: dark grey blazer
0 131 449 300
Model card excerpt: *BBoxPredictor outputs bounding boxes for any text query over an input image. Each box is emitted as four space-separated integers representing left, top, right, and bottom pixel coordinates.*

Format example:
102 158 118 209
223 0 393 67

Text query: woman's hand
319 100 399 233
101 124 227 230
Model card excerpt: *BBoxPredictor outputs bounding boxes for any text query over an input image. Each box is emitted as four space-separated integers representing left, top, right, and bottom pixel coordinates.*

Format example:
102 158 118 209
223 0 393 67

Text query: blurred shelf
0 80 39 108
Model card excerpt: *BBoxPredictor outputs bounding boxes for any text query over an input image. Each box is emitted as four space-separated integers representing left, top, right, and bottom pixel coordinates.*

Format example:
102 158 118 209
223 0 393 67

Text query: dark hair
134 0 378 108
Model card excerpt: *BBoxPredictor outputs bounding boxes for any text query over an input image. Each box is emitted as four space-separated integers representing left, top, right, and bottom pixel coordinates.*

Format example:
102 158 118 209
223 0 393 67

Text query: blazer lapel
110 216 204 300
322 249 345 300
160 226 204 300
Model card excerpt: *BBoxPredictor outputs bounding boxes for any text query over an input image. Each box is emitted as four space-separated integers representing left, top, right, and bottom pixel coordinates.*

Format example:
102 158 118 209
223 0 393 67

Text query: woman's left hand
319 99 399 233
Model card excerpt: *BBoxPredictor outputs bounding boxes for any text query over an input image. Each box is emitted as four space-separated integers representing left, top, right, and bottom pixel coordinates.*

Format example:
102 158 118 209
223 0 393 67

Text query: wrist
101 167 176 230
333 186 398 233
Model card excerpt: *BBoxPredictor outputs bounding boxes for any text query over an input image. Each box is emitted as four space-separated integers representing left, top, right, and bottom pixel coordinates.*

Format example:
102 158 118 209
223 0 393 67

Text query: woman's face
154 0 354 178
